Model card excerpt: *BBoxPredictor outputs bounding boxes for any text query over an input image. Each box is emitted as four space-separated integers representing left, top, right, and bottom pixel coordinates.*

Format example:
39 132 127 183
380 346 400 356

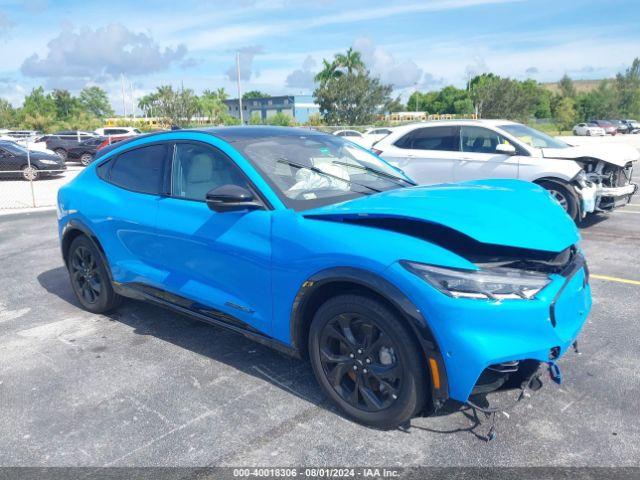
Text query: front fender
518 156 582 183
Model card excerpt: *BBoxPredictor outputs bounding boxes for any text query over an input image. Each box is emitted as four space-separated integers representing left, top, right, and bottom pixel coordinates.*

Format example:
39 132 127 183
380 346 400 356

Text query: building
224 95 320 123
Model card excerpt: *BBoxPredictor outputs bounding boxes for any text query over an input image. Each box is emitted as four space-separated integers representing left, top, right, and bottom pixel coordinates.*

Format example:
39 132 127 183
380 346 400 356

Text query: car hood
542 143 639 167
303 179 578 253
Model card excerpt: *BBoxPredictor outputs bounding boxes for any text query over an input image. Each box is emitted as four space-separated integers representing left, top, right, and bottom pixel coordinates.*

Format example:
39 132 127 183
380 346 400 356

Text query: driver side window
460 126 512 154
170 143 250 201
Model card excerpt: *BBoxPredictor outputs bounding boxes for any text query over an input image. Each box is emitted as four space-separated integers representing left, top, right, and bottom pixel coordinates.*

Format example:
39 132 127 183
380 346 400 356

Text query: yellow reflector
428 358 441 390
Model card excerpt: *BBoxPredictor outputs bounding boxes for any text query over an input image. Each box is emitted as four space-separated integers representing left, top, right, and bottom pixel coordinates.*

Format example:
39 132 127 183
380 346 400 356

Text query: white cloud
183 0 522 50
353 37 423 88
20 24 187 85
0 11 13 36
285 55 316 89
225 45 264 81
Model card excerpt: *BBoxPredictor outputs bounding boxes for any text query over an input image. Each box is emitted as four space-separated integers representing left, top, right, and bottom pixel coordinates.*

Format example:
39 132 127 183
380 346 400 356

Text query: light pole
236 52 244 124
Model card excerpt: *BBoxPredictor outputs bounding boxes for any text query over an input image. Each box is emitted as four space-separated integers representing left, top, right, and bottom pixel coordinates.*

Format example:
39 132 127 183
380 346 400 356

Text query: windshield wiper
330 160 417 186
276 158 383 194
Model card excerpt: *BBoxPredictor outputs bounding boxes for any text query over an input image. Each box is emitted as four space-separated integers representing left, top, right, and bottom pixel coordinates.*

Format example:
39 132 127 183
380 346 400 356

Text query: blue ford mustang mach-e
57 127 591 429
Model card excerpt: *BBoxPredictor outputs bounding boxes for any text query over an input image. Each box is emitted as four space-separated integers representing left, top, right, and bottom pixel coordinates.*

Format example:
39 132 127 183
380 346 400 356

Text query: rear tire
308 294 427 430
54 148 68 161
538 180 579 222
80 152 93 166
67 235 121 313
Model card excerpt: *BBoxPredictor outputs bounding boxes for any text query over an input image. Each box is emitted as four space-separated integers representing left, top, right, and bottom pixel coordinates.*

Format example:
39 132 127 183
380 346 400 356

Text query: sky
0 0 639 113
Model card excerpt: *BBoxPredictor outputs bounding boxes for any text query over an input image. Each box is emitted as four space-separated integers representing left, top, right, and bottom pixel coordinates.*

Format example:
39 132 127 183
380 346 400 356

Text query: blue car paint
58 129 591 404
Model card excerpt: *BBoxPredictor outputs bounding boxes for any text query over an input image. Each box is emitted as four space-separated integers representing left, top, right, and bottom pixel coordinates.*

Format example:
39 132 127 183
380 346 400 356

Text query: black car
66 136 105 166
38 131 97 162
0 140 66 180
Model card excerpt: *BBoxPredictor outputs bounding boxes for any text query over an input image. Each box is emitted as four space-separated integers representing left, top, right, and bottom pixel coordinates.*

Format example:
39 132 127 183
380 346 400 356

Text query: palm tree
314 59 342 83
334 47 365 75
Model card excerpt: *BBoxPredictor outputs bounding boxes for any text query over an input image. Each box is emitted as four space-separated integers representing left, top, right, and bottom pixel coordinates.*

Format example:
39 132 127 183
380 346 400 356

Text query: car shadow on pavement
38 266 494 439
579 213 609 229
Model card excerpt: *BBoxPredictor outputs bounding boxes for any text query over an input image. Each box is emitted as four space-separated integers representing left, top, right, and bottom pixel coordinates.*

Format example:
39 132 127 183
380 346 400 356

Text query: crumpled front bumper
596 182 638 211
388 254 591 402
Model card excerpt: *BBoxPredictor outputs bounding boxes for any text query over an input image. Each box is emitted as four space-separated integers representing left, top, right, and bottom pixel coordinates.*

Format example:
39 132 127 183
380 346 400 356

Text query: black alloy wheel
309 294 427 429
70 245 102 305
67 235 121 313
319 313 402 412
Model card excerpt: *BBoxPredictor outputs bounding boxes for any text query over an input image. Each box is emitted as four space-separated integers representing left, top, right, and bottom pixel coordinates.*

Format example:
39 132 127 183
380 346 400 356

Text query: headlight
402 261 551 300
38 159 59 165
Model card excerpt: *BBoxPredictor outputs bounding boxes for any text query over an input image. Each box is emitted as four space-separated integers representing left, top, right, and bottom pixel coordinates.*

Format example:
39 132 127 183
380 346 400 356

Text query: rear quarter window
102 143 168 195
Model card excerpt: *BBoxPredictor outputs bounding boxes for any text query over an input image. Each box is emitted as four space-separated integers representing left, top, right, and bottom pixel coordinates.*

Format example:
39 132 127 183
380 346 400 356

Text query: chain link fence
0 133 93 210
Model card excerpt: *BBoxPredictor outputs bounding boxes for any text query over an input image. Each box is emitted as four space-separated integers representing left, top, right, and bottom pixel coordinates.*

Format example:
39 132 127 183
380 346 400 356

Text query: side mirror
495 143 516 155
205 184 264 213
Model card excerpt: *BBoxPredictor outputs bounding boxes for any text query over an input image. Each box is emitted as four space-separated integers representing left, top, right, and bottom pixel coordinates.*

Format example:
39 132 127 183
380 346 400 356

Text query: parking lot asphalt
0 200 638 467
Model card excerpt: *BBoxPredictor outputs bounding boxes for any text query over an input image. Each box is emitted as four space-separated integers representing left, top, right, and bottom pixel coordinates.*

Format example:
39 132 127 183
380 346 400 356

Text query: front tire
21 165 39 181
309 294 427 430
538 180 579 222
67 235 121 313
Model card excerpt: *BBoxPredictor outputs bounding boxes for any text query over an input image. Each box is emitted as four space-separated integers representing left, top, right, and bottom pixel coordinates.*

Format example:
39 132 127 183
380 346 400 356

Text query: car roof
94 126 328 159
386 119 520 135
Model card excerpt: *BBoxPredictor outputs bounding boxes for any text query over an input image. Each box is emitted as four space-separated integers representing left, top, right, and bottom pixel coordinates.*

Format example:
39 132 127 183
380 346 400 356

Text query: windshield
0 142 27 155
499 124 569 149
232 133 412 210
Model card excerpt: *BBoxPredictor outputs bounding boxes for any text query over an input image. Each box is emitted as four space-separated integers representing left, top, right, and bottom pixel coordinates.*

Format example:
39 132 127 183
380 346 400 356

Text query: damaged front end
582 159 638 211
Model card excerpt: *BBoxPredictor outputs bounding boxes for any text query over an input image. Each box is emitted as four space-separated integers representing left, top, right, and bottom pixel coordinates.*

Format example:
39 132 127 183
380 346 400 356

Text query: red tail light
371 148 383 156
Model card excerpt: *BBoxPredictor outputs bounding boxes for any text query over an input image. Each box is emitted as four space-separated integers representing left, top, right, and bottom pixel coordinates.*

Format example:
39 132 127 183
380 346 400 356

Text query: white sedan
573 123 606 136
332 129 372 148
363 127 393 145
373 120 638 221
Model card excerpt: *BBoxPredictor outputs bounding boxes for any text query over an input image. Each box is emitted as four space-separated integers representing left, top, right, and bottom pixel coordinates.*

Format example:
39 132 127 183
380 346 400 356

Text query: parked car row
35 127 141 166
573 119 640 136
0 127 141 179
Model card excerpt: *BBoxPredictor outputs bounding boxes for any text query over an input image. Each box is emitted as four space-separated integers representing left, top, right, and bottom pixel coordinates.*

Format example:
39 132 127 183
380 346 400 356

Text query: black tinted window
395 126 459 151
108 144 167 194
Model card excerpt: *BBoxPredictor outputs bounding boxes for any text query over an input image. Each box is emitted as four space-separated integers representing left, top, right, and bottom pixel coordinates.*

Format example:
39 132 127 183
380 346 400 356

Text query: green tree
21 87 56 118
52 89 81 120
314 71 392 125
199 88 231 124
79 86 114 118
559 74 576 98
554 96 577 133
145 85 199 127
315 48 366 84
333 47 366 75
242 90 270 99
470 74 537 121
616 57 640 117
315 59 342 83
0 98 16 127
265 112 294 126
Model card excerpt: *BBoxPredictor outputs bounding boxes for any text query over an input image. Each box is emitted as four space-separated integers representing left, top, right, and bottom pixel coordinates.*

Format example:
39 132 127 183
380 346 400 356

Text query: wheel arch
289 267 448 405
61 220 113 282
